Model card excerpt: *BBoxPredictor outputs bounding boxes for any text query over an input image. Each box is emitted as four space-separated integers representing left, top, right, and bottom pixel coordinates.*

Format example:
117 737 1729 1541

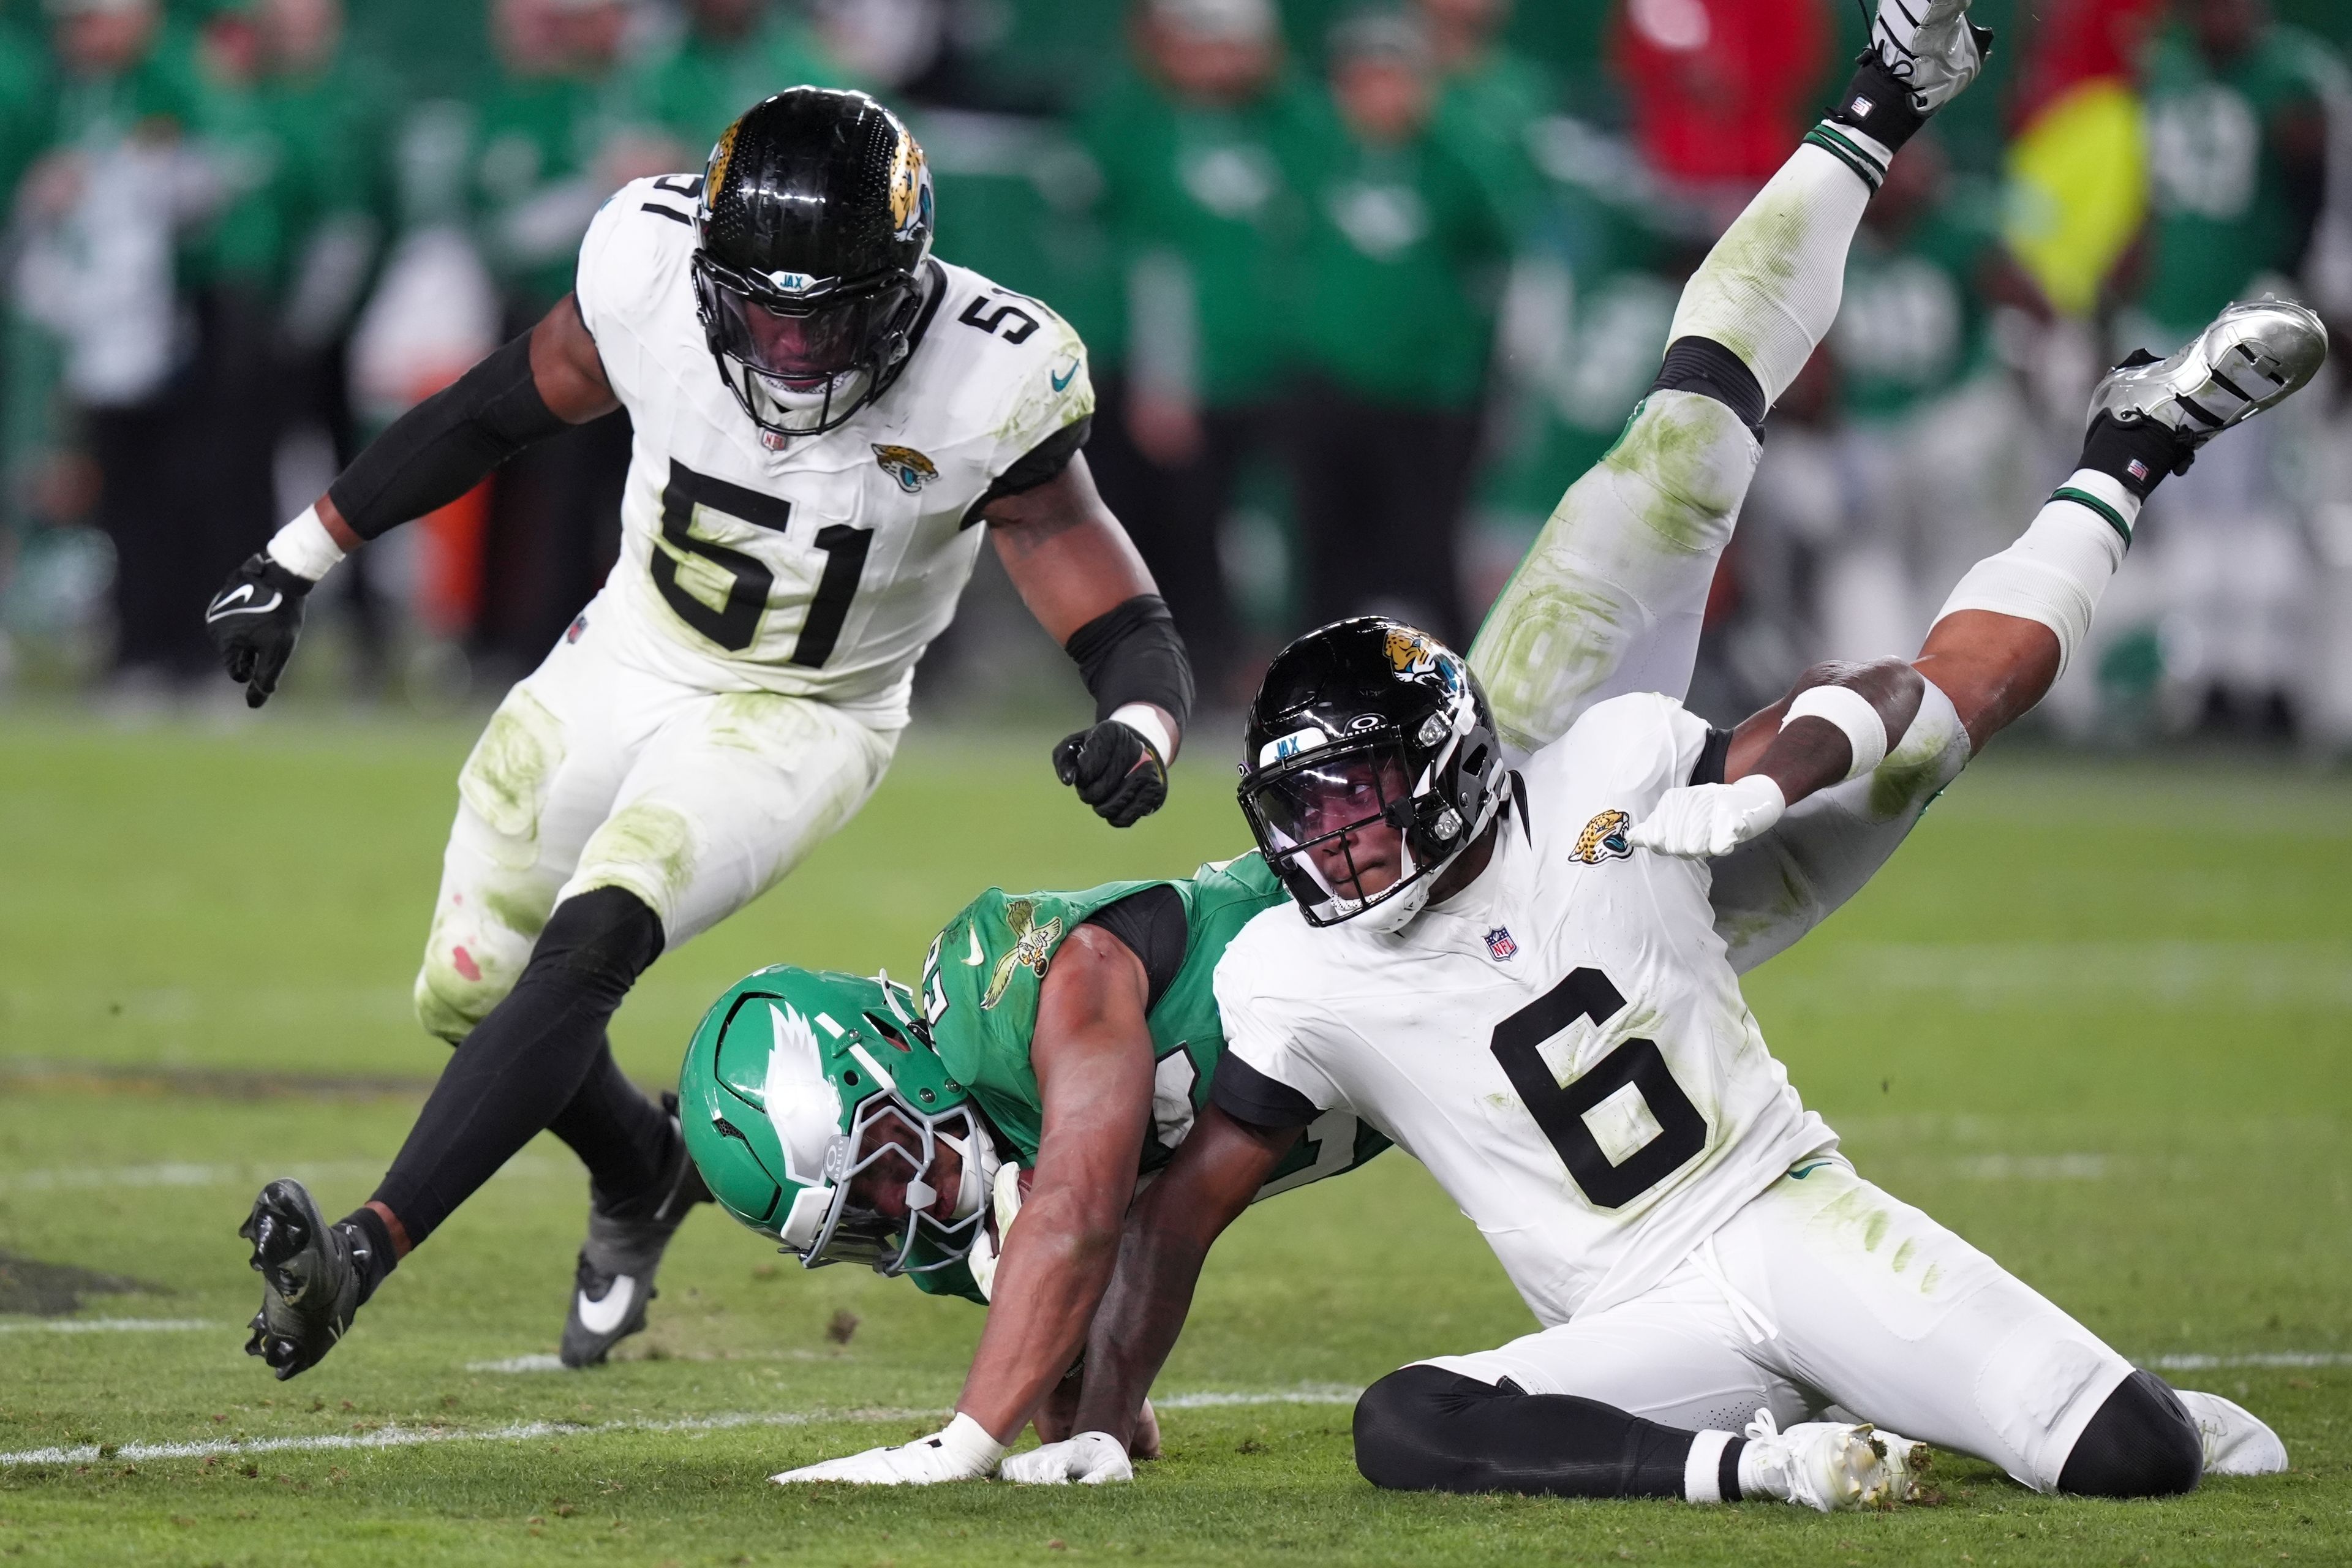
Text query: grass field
1 712 2348 1566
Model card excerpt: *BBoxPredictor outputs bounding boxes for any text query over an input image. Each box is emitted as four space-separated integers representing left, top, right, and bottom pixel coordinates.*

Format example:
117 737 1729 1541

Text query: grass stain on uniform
581 804 697 912
458 691 564 848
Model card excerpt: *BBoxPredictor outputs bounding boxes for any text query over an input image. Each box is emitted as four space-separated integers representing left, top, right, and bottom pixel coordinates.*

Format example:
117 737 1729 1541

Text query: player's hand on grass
999 1431 1133 1485
769 1413 1005 1485
1052 718 1168 827
205 553 314 709
1627 775 1786 859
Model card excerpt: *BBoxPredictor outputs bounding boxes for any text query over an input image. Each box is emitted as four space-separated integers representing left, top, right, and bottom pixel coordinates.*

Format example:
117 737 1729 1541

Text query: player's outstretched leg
560 1089 711 1369
1708 296 2328 972
240 1179 368 1381
237 886 668 1378
1353 1366 1928 1511
1471 0 1991 758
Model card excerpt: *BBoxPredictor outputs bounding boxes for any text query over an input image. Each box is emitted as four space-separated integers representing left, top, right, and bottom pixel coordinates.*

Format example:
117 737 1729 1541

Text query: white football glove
1626 774 1786 859
998 1431 1133 1485
769 1412 1006 1485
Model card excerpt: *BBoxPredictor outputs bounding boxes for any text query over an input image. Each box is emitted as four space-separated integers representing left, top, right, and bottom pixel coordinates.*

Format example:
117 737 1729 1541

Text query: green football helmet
679 965 998 1278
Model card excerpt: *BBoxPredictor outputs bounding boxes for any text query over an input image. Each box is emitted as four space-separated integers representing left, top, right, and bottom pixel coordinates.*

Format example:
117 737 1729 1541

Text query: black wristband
1064 593 1194 732
327 329 570 540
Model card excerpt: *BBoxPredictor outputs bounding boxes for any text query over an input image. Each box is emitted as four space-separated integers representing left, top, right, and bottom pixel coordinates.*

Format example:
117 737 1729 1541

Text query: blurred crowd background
2 0 2351 747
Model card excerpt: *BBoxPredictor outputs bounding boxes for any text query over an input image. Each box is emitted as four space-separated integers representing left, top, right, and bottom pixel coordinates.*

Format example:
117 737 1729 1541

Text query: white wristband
265 505 347 583
940 1411 1009 1471
1782 684 1887 781
1109 702 1176 764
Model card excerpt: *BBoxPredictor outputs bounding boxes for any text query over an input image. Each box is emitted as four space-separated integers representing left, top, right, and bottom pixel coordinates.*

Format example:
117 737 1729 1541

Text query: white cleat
1741 1409 1930 1512
2175 1390 2290 1477
1868 0 1993 113
2089 298 2329 452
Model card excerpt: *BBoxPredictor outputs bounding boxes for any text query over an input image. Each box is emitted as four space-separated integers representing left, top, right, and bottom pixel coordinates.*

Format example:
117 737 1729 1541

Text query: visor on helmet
1242 733 1432 925
691 255 920 439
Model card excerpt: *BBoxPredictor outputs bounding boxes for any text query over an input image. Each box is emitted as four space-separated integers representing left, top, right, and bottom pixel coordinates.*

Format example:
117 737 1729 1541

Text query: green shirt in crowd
627 12 848 157
2136 22 2339 339
1286 92 1511 411
1075 69 1314 407
1830 178 2000 423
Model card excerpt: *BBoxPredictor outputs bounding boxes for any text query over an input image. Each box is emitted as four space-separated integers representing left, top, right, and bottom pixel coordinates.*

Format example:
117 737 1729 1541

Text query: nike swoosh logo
963 925 985 967
206 584 282 623
1050 361 1079 393
573 1275 637 1336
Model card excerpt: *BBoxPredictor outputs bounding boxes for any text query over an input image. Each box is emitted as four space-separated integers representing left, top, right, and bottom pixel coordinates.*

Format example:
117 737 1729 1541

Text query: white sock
1932 469 2136 675
1668 135 1887 407
1684 1429 1736 1503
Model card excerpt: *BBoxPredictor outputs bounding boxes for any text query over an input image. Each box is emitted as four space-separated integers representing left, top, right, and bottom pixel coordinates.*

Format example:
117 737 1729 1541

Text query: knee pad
1651 336 1768 437
522 886 666 998
2057 1370 2203 1498
1354 1365 1506 1491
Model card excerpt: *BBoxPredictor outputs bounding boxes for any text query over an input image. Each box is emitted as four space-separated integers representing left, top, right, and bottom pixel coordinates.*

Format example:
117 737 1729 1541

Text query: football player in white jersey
982 0 2320 1509
205 89 1198 1379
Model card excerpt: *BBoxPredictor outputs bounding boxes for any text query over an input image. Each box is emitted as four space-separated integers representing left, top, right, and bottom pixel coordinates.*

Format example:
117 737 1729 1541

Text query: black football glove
1052 719 1169 828
205 553 314 709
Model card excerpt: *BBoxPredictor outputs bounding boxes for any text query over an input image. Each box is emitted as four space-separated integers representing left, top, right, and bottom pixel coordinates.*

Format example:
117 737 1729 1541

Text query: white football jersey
573 174 1097 723
1213 693 1836 1327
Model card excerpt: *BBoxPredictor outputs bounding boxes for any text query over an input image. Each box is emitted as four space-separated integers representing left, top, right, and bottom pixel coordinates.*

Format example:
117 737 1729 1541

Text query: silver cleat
2089 297 2329 451
1869 0 1994 113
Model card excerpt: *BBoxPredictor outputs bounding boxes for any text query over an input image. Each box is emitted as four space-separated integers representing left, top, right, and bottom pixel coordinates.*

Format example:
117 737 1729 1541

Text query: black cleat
239 1178 363 1381
559 1095 712 1369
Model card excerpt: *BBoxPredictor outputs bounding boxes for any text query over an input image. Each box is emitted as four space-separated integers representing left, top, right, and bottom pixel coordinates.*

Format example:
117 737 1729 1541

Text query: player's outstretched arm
949 927 1158 1447
984 453 1194 827
203 296 617 707
1001 1104 1296 1482
1630 658 1924 859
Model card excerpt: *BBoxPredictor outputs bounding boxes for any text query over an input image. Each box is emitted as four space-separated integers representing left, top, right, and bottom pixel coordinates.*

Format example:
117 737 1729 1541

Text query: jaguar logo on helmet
1385 627 1436 674
706 121 741 206
888 130 932 241
872 444 939 494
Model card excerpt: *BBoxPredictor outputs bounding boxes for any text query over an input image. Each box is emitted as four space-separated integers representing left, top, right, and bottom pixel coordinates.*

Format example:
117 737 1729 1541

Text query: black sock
369 888 664 1248
2079 352 2194 502
1355 1365 1735 1499
546 1038 674 1213
334 1205 398 1305
2056 1370 2202 1496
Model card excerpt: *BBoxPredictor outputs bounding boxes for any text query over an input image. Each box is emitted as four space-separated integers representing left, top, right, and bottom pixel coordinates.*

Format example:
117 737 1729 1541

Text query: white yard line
1156 1386 1360 1408
465 1354 568 1374
0 1156 559 1196
0 1407 939 1468
0 1319 216 1335
0 1388 1367 1468
2151 1352 2352 1370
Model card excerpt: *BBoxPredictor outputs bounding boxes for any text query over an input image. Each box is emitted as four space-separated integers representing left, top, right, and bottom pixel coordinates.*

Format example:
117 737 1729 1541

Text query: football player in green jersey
677 851 1392 1482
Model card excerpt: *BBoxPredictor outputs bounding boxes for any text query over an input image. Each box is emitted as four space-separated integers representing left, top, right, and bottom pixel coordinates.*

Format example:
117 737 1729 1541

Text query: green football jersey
1830 180 2000 423
2137 23 2338 338
907 852 1391 1301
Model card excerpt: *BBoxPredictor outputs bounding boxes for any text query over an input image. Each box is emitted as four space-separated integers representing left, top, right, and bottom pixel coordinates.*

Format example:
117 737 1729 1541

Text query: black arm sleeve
1063 594 1195 732
1210 1050 1325 1133
959 415 1092 529
1080 884 1188 1011
1688 726 1734 787
326 328 573 540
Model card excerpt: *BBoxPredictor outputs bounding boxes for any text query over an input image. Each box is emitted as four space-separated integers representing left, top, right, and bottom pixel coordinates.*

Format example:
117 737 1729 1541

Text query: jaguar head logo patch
1572 809 1633 865
872 444 939 494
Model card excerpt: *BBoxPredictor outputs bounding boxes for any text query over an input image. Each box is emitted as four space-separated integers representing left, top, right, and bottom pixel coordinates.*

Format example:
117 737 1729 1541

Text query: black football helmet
692 88 936 442
1238 617 1504 932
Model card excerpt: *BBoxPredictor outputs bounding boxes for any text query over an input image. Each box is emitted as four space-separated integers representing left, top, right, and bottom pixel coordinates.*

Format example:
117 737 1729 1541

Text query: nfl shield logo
1484 927 1517 962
